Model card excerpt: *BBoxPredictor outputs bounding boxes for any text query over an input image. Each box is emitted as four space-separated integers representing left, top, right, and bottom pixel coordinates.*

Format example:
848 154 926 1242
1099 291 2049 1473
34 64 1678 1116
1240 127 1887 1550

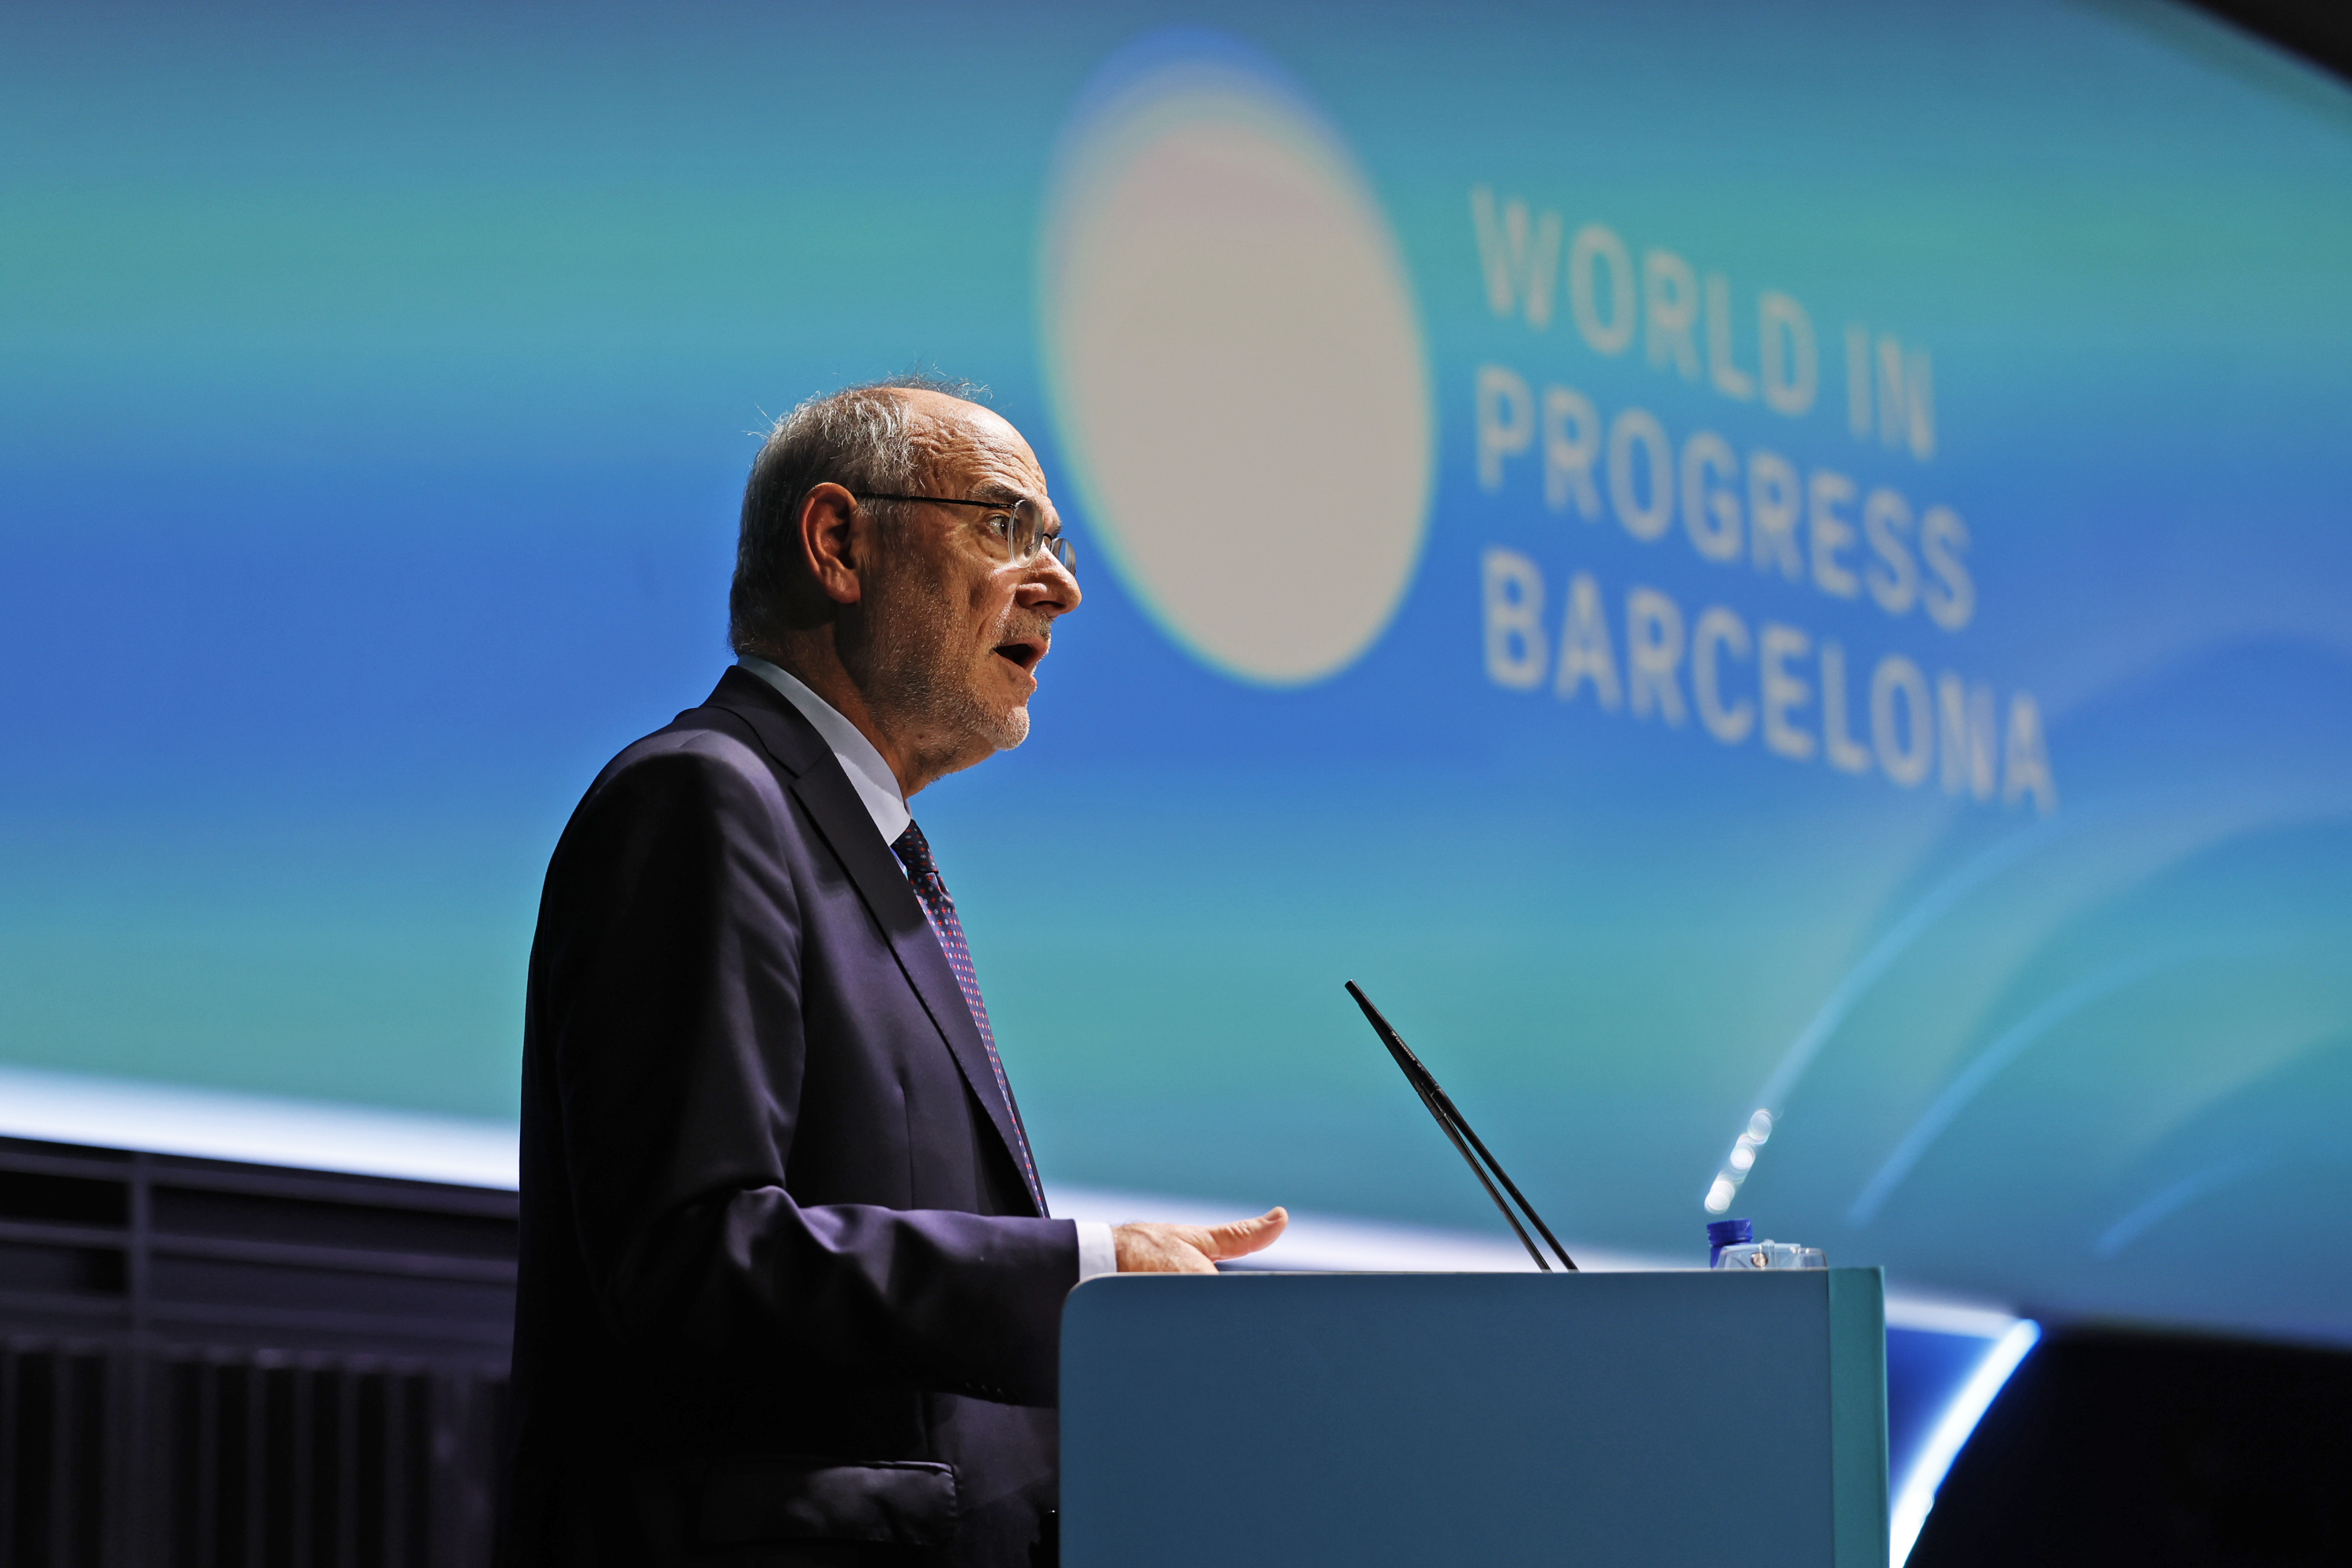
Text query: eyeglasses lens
1012 499 1075 572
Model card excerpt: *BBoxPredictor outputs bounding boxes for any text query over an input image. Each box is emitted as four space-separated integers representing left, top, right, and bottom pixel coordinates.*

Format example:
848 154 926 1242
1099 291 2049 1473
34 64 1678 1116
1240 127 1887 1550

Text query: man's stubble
857 549 1041 760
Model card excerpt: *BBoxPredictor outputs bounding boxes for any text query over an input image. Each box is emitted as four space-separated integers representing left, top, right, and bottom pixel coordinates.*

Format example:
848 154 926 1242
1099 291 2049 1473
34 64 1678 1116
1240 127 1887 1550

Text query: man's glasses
857 492 1076 571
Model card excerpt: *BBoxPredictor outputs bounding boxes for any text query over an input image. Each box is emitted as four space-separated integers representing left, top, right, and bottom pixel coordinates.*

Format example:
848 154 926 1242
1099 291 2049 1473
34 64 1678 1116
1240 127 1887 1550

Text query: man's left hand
1112 1208 1288 1273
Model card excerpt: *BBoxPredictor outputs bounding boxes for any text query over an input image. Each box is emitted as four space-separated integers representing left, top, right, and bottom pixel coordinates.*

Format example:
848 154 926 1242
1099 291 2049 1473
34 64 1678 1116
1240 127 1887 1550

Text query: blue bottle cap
1707 1218 1753 1247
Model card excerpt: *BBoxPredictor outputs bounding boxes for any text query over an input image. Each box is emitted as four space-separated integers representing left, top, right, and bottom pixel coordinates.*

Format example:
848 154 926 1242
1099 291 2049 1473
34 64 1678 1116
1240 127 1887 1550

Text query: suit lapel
699 669 1042 1217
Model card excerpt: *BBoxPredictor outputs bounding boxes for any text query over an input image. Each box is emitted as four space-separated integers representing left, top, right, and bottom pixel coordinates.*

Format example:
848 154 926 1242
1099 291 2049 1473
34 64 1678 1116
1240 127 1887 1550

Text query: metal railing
0 1139 514 1567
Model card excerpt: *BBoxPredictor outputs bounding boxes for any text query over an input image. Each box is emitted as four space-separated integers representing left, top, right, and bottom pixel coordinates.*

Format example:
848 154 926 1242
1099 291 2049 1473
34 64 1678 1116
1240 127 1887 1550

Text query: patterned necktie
891 819 1044 1211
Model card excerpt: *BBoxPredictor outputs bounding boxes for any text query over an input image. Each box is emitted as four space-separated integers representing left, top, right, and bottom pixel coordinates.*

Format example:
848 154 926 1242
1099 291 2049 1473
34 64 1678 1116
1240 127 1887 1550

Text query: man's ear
798 482 865 606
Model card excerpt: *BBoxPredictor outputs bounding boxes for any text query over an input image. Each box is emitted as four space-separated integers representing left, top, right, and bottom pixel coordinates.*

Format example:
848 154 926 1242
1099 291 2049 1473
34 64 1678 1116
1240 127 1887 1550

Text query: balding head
728 376 1079 797
731 376 977 656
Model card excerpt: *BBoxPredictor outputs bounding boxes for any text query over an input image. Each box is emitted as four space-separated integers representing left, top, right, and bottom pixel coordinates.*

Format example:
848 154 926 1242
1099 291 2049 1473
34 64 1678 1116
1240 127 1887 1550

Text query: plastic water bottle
1707 1218 1826 1270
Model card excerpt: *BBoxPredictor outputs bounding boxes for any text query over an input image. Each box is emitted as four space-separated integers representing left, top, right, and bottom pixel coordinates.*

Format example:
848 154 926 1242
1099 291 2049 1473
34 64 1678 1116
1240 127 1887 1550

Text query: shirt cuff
1075 1220 1118 1282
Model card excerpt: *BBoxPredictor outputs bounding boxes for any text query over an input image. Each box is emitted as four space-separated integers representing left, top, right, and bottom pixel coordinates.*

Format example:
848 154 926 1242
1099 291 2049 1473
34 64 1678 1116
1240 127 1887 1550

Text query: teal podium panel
1061 1268 1886 1567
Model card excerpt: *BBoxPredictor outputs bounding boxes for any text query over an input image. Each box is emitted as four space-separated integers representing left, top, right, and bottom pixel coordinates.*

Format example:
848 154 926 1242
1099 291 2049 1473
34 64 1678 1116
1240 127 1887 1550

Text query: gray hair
728 373 983 657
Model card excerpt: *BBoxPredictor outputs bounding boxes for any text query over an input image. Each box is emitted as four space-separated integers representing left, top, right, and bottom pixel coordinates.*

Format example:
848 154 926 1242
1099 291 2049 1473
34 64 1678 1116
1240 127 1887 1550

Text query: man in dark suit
502 379 1287 1567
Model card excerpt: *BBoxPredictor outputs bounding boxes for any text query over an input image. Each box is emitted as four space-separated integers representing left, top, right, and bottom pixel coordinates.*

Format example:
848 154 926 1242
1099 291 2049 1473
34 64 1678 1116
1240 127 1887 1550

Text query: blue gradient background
2 0 2348 1341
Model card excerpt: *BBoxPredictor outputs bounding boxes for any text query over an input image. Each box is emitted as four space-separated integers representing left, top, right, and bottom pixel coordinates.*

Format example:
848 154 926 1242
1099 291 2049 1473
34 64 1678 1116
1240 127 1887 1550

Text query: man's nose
1019 553 1081 615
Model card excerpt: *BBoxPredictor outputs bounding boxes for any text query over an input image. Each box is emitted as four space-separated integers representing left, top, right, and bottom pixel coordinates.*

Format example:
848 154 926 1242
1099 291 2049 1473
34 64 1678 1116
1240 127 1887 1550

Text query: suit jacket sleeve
530 734 1078 1407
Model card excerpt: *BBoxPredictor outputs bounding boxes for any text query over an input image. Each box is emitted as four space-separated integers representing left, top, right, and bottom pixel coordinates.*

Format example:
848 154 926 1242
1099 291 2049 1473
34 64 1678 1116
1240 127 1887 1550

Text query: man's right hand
1112 1208 1288 1273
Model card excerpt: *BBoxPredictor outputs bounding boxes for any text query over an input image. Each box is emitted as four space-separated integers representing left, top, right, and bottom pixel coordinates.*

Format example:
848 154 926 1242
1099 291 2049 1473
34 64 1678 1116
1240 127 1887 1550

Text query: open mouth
993 638 1046 673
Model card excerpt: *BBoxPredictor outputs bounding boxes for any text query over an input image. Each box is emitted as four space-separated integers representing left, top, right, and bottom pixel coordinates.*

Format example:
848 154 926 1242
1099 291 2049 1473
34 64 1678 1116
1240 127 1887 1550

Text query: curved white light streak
1847 949 2182 1227
1754 822 2061 1116
1890 1320 2041 1567
1702 820 2064 1208
2094 1150 2273 1258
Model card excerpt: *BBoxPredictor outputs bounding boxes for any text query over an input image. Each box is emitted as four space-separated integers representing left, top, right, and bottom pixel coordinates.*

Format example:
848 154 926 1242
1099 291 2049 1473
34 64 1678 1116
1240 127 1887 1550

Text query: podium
1061 1268 1887 1567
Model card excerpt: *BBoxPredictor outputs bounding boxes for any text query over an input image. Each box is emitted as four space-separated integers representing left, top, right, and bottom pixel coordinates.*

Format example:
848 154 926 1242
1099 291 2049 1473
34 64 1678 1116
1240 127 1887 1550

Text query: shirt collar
736 656 912 846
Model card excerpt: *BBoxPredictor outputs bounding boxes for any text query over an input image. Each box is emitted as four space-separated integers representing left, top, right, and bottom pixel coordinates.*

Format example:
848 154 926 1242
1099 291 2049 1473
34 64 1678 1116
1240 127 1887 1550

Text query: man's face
855 394 1080 776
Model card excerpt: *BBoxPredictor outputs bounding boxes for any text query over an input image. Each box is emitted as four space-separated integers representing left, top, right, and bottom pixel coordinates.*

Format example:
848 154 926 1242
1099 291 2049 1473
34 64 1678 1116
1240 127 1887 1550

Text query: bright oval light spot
1040 39 1434 685
1730 1144 1755 1171
1705 1178 1736 1212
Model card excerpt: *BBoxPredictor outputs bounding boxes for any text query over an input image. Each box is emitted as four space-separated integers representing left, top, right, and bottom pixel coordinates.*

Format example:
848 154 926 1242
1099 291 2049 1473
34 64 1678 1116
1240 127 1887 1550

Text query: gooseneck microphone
1345 981 1577 1272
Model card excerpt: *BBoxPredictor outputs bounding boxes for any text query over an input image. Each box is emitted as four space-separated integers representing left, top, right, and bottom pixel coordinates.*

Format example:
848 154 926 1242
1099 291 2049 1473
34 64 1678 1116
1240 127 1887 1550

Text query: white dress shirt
737 658 1116 1284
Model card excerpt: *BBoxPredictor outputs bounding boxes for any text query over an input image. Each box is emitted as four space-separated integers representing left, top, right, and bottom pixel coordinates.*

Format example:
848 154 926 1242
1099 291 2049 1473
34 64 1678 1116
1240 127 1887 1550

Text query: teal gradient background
3 0 2349 1340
